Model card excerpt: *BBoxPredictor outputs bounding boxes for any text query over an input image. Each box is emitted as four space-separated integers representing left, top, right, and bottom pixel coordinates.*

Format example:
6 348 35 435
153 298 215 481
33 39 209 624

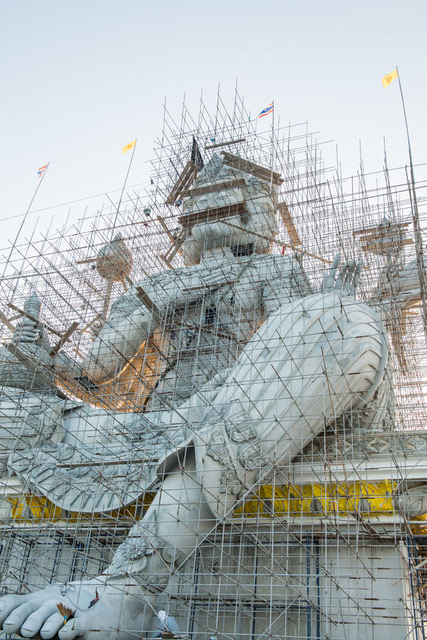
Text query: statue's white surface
0 154 419 639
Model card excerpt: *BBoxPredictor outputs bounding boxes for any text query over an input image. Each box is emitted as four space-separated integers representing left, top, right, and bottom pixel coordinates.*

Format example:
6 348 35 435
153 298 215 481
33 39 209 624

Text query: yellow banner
122 140 136 154
382 69 398 88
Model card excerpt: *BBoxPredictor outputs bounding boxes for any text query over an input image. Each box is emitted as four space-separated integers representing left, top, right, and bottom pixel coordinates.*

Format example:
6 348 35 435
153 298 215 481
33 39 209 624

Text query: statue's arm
1 290 159 388
80 265 238 383
0 296 58 391
79 298 159 383
373 257 427 313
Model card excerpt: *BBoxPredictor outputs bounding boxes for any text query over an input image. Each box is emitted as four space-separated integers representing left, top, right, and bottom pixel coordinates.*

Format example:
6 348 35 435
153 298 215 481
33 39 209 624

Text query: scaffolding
1 89 427 640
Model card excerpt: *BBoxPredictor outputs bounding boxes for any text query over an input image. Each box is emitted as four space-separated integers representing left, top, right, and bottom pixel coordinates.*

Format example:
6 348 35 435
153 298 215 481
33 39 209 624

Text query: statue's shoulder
135 264 190 289
250 253 305 277
132 264 205 308
249 253 313 299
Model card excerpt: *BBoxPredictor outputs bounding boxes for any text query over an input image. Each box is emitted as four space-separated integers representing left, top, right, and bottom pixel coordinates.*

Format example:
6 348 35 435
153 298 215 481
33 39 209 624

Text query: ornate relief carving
109 510 185 592
301 430 427 460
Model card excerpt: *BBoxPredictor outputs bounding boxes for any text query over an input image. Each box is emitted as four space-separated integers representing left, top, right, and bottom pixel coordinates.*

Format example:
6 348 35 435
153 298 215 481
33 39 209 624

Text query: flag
37 164 48 178
382 69 398 88
191 136 204 170
258 102 274 118
122 140 136 154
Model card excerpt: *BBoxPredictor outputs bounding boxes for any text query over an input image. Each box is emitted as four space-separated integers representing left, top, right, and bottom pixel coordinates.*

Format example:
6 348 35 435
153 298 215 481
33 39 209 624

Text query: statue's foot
0 581 154 640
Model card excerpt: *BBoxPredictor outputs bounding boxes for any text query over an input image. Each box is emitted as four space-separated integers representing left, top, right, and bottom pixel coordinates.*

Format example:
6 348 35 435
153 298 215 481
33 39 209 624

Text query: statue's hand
321 253 362 297
12 315 41 344
12 315 51 352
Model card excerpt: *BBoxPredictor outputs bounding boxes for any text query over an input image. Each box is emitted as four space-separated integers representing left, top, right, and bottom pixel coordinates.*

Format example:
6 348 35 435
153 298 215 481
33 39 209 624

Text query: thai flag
38 164 48 178
258 102 274 118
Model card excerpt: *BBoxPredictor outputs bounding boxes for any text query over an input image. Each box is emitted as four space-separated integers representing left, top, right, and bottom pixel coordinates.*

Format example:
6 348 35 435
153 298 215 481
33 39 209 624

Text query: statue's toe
3 601 39 634
21 602 59 637
40 611 68 639
0 594 25 626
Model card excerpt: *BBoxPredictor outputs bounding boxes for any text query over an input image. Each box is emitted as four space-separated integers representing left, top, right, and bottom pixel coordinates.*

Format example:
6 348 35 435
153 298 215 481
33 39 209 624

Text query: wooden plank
165 239 184 263
0 310 15 332
355 227 410 239
277 202 302 247
166 162 193 204
7 303 39 327
50 322 80 357
159 255 173 269
81 314 103 333
165 161 198 205
7 303 62 337
221 151 284 185
157 216 176 243
204 137 246 150
2 342 67 398
177 201 247 228
361 238 414 254
181 178 246 199
76 257 96 264
353 222 410 236
164 230 186 263
357 232 412 243
135 286 163 320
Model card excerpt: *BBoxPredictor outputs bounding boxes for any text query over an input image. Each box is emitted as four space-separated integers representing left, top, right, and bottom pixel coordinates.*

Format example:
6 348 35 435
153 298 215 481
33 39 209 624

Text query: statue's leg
0 452 215 640
106 450 215 591
195 292 387 518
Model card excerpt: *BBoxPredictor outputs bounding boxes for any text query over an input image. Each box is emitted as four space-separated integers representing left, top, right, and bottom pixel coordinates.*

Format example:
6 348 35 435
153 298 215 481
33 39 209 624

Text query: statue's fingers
323 252 341 291
20 330 38 340
13 326 38 341
332 252 341 270
0 595 26 626
21 323 38 332
344 260 355 279
335 264 347 290
20 601 59 638
40 611 68 639
17 319 38 331
343 261 356 291
2 601 42 634
353 263 363 292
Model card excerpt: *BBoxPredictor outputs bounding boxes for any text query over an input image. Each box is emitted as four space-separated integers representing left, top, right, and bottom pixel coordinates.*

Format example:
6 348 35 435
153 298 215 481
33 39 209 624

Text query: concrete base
0 522 421 640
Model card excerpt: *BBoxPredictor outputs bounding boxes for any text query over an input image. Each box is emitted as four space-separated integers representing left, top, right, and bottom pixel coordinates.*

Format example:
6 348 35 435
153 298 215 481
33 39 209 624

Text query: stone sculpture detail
0 153 423 639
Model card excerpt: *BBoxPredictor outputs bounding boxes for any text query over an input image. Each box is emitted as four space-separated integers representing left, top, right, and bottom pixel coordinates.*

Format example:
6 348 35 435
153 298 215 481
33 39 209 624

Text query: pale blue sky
1 0 426 250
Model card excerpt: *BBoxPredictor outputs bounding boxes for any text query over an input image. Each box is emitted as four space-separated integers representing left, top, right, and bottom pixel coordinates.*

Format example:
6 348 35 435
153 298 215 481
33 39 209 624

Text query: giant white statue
0 153 422 639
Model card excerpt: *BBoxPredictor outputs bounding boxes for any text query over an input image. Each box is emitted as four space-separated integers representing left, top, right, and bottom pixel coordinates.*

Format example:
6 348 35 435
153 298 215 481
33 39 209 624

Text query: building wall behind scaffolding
0 92 427 640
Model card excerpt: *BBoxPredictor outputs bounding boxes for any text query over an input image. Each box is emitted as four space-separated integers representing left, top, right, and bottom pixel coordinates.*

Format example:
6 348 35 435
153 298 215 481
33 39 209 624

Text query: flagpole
396 67 417 181
112 139 137 235
270 101 275 181
3 162 51 276
395 67 427 338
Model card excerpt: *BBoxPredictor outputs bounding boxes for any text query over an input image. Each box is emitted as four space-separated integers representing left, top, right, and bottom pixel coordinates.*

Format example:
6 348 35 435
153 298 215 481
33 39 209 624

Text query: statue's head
179 154 279 265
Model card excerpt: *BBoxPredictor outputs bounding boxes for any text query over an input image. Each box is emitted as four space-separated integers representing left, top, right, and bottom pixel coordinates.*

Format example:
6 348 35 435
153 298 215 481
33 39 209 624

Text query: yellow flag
122 140 136 154
382 69 398 88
